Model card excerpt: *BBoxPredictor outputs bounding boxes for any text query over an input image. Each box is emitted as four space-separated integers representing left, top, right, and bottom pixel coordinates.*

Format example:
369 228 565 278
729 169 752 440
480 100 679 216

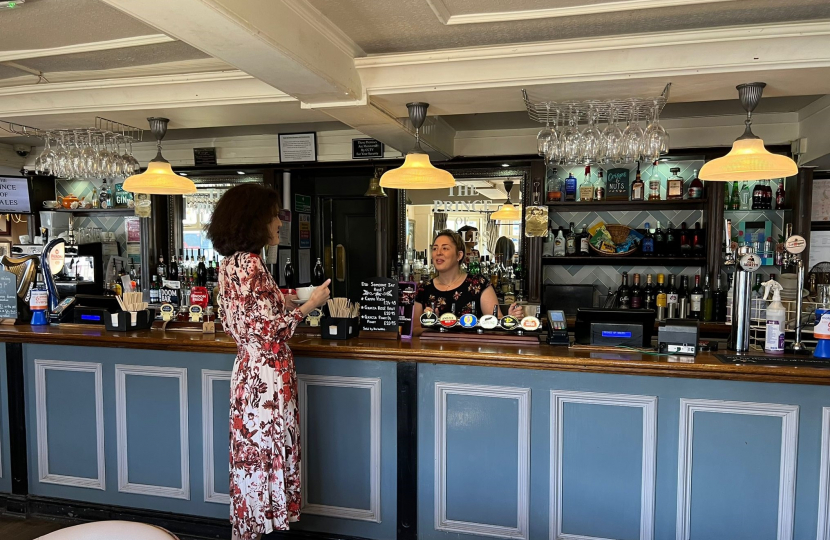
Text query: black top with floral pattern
415 275 492 318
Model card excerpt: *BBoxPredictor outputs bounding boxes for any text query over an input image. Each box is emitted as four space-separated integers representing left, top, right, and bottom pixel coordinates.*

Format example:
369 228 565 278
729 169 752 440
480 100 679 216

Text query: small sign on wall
279 132 317 163
352 138 384 159
0 176 31 213
193 147 217 166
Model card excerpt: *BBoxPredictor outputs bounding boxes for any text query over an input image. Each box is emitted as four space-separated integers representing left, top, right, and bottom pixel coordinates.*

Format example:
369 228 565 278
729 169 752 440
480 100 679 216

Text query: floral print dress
219 252 304 540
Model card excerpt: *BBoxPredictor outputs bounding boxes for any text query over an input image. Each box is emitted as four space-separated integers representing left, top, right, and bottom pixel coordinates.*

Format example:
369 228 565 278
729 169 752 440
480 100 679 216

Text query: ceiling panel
21 41 210 73
0 0 159 51
0 65 23 80
445 0 617 15
309 0 830 53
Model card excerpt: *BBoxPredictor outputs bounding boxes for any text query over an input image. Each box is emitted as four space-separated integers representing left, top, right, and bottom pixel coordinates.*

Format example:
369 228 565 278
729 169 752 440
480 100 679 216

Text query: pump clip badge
740 253 761 272
785 235 806 254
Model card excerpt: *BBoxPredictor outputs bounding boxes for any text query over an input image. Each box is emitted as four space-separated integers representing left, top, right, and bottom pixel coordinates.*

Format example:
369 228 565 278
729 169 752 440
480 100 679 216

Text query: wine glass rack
522 83 671 124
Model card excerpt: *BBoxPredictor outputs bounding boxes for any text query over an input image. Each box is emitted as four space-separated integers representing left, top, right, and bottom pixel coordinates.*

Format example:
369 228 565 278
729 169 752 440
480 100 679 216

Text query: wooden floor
0 515 70 540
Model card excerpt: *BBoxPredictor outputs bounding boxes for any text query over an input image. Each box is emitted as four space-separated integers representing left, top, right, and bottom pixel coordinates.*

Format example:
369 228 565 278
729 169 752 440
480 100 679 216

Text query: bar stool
37 520 179 539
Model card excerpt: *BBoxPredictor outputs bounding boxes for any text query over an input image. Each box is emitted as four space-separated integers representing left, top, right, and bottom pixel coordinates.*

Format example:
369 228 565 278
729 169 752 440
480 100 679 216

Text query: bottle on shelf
739 183 751 210
157 254 167 280
468 254 480 277
666 167 684 200
765 180 773 208
648 161 661 201
723 183 730 210
775 181 785 209
713 275 726 322
284 257 295 289
654 221 666 256
99 178 111 209
594 169 605 201
630 273 643 309
578 224 591 255
546 167 563 203
197 249 207 286
678 275 690 318
618 272 631 309
564 173 577 201
702 274 713 322
730 182 740 210
666 274 679 318
641 222 655 256
169 251 179 281
631 162 645 201
481 255 491 281
679 222 691 257
687 168 703 199
665 221 677 257
690 275 703 319
553 227 566 257
692 222 704 257
752 181 764 210
643 274 655 310
579 166 594 202
565 222 577 256
655 273 667 320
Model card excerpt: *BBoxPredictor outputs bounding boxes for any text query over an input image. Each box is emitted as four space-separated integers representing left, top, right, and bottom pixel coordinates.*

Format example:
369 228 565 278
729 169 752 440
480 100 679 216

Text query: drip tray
716 354 830 368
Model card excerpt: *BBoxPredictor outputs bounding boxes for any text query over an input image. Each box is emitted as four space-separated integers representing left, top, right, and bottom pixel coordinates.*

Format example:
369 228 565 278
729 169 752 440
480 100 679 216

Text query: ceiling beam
0 35 175 63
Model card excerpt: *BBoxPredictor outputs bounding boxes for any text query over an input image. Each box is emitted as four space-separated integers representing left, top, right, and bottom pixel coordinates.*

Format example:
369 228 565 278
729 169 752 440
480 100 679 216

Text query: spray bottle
762 279 786 354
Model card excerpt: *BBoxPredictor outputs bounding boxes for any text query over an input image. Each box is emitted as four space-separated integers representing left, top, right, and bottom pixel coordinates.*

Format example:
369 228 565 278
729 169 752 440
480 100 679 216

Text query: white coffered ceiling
1 0 830 167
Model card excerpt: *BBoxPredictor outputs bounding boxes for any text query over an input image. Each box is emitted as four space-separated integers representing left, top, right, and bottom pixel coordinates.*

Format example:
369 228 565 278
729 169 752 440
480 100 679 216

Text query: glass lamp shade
122 160 197 195
379 152 455 189
699 138 798 182
491 202 522 221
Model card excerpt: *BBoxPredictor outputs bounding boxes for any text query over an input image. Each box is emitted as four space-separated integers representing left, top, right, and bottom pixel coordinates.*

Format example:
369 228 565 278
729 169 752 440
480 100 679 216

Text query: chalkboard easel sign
359 277 400 339
0 268 18 320
605 168 630 201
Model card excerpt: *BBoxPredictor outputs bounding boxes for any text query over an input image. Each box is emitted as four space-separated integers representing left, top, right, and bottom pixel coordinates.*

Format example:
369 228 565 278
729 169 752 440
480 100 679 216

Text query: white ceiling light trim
0 35 175 63
426 0 737 25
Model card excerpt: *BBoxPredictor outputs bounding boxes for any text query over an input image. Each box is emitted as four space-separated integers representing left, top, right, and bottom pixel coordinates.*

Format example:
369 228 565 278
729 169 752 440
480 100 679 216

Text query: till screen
548 311 564 322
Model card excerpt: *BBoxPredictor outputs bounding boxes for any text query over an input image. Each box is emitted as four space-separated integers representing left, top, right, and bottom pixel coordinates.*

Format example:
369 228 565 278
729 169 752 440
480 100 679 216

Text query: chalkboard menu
605 168 630 201
359 277 399 333
0 269 18 319
193 147 217 166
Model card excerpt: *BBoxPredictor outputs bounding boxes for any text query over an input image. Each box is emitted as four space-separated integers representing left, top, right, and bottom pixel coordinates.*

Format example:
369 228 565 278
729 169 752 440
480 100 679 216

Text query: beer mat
716 354 830 368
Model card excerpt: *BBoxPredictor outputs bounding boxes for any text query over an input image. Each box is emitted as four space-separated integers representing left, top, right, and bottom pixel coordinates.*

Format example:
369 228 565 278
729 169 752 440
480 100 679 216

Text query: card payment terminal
547 310 570 345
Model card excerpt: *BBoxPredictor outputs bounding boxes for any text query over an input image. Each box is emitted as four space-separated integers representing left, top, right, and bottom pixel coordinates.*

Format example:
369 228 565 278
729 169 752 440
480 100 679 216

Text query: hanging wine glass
543 109 560 166
600 103 624 165
537 103 554 157
82 130 98 179
35 134 53 175
55 132 71 178
621 101 644 163
642 99 669 162
113 135 126 179
580 103 602 165
69 130 84 177
561 105 582 165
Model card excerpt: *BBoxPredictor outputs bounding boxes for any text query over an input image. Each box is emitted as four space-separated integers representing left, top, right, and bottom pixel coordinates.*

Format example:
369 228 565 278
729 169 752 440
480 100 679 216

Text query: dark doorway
322 196 378 301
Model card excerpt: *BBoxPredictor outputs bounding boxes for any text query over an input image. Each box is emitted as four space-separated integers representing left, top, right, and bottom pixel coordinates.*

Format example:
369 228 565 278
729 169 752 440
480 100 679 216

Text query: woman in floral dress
207 184 330 540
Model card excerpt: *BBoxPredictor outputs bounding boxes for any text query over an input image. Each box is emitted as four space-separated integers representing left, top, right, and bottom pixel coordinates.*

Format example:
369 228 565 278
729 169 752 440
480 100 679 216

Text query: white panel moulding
34 359 105 490
202 369 232 505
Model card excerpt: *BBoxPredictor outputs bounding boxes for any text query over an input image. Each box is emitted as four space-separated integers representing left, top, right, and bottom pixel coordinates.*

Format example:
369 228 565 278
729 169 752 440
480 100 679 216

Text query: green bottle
730 182 740 210
723 182 730 210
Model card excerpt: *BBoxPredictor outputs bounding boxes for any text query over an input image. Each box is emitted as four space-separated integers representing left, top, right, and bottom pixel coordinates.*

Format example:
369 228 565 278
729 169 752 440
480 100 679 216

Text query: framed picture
0 216 10 236
278 132 317 163
0 240 12 258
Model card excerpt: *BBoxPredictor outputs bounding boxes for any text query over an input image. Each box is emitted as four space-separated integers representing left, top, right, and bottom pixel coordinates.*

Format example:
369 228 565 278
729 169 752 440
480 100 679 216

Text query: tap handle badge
784 235 806 254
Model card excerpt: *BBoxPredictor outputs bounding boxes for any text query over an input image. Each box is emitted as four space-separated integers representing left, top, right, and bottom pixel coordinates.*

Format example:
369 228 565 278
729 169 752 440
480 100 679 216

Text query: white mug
296 286 316 301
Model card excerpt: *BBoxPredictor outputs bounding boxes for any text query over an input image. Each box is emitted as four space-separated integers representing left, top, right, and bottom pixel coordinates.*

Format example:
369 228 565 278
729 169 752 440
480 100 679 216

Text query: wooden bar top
1 324 829 385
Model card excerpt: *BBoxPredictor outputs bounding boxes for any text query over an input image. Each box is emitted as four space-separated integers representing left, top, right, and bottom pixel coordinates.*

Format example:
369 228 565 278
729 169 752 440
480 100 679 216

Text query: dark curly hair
206 184 281 256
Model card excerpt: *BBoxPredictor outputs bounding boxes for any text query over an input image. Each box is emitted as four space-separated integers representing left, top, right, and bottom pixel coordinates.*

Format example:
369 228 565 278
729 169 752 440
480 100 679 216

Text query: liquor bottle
481 256 491 281
713 275 726 322
775 181 785 209
641 222 655 256
679 222 691 256
579 166 594 202
594 170 605 201
666 167 684 200
191 251 198 281
169 251 179 281
618 272 631 309
740 183 751 210
678 275 690 318
578 224 591 255
157 254 167 279
197 249 207 286
99 178 110 209
630 273 643 309
184 249 191 273
764 180 773 209
284 257 295 288
687 168 703 199
723 182 730 210
553 227 566 257
631 162 645 201
692 222 704 257
666 274 680 318
643 274 656 310
752 181 764 210
656 273 667 320
546 167 563 202
702 275 713 322
564 173 577 201
730 182 740 210
565 222 577 256
648 161 661 201
654 221 666 256
665 221 677 257
690 275 703 319
150 275 159 303
207 258 215 283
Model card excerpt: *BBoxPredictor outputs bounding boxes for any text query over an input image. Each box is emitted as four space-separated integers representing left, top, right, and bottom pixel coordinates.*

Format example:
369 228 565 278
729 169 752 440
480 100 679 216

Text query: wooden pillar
526 161 545 303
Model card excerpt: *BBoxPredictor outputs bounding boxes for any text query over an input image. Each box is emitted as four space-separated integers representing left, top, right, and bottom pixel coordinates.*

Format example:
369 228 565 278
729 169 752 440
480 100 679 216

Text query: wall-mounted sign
279 132 317 163
113 183 134 207
605 168 630 201
125 216 141 243
193 147 217 166
294 194 312 213
298 213 311 249
0 176 31 213
352 138 384 159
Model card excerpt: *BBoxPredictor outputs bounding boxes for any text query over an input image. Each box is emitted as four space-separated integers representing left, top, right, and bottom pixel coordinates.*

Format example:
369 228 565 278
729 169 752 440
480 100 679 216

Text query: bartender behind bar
413 229 523 336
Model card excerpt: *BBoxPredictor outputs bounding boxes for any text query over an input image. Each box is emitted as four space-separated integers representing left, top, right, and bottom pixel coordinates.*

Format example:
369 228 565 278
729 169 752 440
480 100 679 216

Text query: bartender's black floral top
415 275 492 317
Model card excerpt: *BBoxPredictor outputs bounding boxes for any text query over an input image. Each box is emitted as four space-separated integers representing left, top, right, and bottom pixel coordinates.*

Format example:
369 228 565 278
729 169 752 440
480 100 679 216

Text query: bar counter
2 325 830 540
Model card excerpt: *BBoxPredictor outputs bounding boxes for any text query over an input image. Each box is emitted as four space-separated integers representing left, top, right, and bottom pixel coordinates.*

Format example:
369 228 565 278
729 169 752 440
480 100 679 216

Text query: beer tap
783 233 809 354
723 218 736 267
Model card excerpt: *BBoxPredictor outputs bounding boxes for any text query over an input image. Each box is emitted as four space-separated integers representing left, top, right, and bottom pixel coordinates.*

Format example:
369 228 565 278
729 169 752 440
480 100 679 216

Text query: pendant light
698 83 798 182
123 117 197 195
379 102 455 190
491 180 521 221
364 167 387 197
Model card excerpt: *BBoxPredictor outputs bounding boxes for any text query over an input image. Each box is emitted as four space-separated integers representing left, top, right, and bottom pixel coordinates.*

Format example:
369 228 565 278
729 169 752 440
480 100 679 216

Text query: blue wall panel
0 344 10 494
211 377 230 497
305 384 372 509
44 369 99 479
124 373 182 488
561 401 643 540
445 393 519 528
689 412 782 540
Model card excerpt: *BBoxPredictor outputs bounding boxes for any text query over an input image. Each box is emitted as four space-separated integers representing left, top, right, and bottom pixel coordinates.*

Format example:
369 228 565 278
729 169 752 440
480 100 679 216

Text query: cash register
574 308 656 348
